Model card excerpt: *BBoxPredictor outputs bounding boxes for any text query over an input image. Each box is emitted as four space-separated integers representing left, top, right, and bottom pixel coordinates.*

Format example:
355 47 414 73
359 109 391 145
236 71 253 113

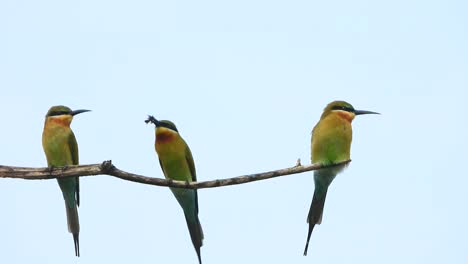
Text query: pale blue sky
1 0 467 263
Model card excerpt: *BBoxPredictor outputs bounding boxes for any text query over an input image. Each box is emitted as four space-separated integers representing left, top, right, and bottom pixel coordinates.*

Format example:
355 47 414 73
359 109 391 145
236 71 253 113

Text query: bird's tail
184 212 204 264
65 203 80 257
303 187 328 256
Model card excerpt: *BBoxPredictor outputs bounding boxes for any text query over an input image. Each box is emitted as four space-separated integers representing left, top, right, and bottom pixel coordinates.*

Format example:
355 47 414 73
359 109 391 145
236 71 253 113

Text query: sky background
0 0 467 263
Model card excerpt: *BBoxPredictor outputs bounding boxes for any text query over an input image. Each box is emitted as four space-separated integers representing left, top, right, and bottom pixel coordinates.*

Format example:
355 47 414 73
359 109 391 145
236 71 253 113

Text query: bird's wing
158 158 167 178
68 131 80 206
69 131 79 165
185 145 197 182
185 145 199 214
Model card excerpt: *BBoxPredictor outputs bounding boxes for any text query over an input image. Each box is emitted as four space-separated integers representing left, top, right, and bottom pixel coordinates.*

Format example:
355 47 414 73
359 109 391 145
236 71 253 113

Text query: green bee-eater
303 101 379 256
42 105 90 257
146 116 204 264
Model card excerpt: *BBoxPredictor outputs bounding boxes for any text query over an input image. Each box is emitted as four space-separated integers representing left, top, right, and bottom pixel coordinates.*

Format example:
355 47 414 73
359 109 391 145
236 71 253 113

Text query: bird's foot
60 165 69 173
184 180 191 188
47 166 55 177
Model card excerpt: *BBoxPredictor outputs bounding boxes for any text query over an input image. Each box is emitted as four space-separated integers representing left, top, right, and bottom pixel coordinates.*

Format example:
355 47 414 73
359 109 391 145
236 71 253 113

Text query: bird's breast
311 116 352 163
155 132 186 157
42 126 74 166
156 131 176 144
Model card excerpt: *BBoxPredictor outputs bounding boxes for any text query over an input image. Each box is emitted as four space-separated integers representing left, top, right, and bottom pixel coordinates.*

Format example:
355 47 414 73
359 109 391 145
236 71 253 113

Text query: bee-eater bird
303 101 379 256
146 116 204 264
42 105 90 257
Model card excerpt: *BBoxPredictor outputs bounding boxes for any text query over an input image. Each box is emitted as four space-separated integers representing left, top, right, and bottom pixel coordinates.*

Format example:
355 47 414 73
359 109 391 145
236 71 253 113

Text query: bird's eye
338 106 347 111
332 105 354 112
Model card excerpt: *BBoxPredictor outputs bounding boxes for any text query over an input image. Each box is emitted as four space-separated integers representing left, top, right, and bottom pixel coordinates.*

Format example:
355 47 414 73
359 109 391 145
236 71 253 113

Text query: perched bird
42 105 90 257
146 116 204 264
303 101 379 256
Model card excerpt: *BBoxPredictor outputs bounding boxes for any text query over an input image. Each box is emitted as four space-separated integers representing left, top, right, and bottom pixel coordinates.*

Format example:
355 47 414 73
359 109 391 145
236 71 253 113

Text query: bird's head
321 101 379 122
145 115 179 142
45 105 91 126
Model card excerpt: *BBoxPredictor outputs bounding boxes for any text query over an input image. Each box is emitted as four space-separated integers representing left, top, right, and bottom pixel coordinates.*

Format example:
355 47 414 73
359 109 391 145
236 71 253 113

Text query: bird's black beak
354 109 380 115
71 109 91 116
145 115 160 127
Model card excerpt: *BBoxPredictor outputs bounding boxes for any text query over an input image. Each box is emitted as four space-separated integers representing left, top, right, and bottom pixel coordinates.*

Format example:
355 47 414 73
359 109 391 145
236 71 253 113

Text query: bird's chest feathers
42 125 74 166
43 124 71 145
312 116 352 163
156 131 176 144
155 133 185 156
155 135 190 181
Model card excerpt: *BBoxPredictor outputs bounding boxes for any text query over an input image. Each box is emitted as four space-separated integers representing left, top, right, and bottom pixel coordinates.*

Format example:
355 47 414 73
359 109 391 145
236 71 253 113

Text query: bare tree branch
0 160 351 189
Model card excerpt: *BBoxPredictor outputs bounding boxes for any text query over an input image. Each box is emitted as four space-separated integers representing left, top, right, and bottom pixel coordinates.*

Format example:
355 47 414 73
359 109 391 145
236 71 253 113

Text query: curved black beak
145 115 160 127
354 109 380 115
71 109 91 116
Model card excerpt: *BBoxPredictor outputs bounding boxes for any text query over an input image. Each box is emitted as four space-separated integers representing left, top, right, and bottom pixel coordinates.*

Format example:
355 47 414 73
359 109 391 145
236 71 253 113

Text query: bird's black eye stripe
160 122 178 132
331 105 354 112
50 111 70 116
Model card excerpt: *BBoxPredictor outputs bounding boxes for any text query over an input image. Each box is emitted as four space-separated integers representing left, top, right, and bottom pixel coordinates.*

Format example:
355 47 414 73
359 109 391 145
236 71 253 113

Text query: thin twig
0 160 351 189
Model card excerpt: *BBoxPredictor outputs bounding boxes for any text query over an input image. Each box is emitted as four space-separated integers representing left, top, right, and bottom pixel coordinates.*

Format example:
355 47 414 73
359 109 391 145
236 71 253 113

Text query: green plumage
303 101 379 256
149 118 203 264
42 105 89 257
